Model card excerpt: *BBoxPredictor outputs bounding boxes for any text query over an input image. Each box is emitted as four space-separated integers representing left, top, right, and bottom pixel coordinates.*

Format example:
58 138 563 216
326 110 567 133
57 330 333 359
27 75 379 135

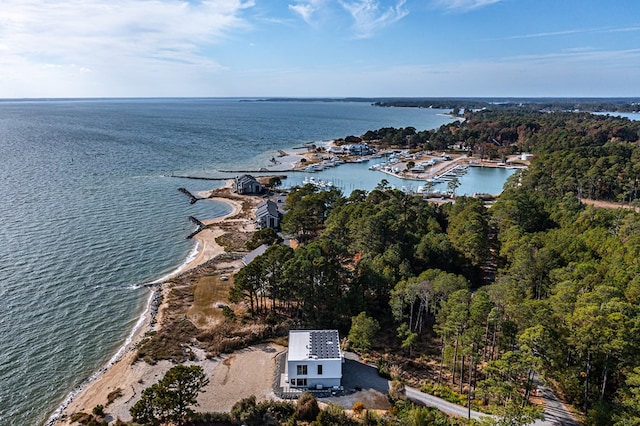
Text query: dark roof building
256 199 281 229
234 174 262 195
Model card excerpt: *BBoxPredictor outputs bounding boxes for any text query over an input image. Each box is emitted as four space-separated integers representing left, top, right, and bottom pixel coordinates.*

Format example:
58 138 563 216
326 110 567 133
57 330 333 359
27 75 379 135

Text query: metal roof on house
242 244 268 266
257 199 279 218
236 174 257 183
288 329 341 361
235 174 262 193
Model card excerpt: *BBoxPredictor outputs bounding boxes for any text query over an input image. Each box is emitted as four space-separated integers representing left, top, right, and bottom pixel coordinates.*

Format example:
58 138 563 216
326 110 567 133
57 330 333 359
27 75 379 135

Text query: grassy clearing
188 272 234 328
215 231 253 253
135 248 295 363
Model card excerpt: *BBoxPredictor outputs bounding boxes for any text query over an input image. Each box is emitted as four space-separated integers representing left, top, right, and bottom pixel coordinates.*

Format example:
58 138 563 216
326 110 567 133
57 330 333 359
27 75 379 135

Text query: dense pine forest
229 109 640 425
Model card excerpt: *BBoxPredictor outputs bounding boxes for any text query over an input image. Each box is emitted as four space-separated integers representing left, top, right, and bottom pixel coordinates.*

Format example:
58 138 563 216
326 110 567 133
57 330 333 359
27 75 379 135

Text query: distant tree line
262 97 640 112
374 98 640 112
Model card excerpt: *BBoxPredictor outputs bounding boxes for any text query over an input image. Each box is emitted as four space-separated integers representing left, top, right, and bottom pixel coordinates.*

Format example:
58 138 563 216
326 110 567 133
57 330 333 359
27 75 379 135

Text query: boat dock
433 164 468 181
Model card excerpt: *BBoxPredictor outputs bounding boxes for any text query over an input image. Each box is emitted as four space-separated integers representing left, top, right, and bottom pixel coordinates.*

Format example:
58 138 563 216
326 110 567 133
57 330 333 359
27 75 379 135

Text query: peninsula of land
55 182 281 424
53 138 525 424
55 146 338 424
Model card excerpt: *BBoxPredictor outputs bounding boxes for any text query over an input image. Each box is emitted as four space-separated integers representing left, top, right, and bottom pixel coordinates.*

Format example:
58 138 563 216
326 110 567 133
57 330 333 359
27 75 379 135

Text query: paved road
406 383 580 425
532 380 580 426
341 354 579 425
406 381 581 425
405 386 489 420
340 355 490 420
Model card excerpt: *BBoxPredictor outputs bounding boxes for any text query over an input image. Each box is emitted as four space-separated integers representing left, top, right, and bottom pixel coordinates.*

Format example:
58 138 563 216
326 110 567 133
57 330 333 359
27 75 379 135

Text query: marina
281 153 520 197
173 144 523 198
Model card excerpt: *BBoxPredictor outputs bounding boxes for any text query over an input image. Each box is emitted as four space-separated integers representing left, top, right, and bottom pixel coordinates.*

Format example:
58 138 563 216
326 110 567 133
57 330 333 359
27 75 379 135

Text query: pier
433 164 468 181
372 159 470 182
186 216 206 239
169 174 229 181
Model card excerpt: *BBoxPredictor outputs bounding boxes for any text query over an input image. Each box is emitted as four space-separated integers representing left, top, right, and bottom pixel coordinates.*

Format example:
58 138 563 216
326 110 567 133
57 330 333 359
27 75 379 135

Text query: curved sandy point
53 193 255 425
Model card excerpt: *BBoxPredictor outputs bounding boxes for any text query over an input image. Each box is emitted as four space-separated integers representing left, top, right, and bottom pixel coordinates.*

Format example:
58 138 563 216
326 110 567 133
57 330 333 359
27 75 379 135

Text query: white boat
303 176 334 189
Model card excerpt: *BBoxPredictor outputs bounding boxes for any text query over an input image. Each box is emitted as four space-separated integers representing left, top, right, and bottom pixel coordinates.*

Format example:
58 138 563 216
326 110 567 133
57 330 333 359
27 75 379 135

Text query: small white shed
287 330 343 389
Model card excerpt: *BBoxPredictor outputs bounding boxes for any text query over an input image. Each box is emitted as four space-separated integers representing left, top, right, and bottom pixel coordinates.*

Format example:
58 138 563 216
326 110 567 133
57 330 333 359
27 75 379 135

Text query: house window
294 378 307 387
317 365 323 375
297 365 307 375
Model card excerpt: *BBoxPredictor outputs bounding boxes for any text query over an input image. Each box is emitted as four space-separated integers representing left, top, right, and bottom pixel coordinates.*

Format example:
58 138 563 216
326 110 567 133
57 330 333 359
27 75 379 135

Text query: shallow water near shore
0 99 467 425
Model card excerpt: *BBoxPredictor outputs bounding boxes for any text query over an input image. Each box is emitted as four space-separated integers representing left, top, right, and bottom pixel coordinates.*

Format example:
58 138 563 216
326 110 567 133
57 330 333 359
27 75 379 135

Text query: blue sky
1 0 639 98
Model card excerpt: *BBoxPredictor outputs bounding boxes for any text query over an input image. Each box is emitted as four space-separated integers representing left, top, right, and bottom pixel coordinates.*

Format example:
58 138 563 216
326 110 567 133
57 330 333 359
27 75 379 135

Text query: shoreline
49 149 304 424
50 144 519 424
156 196 243 282
50 194 245 425
45 290 157 426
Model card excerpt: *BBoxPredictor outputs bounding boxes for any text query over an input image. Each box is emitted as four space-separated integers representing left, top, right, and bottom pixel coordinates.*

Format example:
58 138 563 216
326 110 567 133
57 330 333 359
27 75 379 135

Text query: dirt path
581 198 640 212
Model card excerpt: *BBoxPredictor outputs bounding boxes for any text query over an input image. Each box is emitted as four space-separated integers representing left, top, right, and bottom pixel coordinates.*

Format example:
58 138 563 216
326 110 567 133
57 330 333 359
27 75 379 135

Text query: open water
0 98 508 425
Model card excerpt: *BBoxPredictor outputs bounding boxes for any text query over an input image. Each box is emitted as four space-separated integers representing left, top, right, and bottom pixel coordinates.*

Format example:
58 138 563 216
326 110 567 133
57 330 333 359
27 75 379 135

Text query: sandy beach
56 342 285 424
173 196 243 276
52 147 321 425
53 183 279 425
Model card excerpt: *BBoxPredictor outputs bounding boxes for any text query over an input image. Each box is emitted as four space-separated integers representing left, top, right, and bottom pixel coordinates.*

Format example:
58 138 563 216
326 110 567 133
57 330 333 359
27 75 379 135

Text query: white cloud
602 26 640 34
499 29 587 40
288 0 407 37
0 0 254 96
340 0 409 38
288 0 327 25
230 47 640 98
289 3 316 24
431 0 502 12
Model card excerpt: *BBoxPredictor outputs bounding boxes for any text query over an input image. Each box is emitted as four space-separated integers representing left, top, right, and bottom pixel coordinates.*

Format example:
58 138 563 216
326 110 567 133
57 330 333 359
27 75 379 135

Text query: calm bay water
0 99 505 425
283 159 516 195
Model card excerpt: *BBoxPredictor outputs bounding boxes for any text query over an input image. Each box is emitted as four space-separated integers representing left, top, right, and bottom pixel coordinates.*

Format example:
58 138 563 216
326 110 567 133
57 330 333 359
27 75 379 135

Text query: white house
520 152 534 161
287 330 343 389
